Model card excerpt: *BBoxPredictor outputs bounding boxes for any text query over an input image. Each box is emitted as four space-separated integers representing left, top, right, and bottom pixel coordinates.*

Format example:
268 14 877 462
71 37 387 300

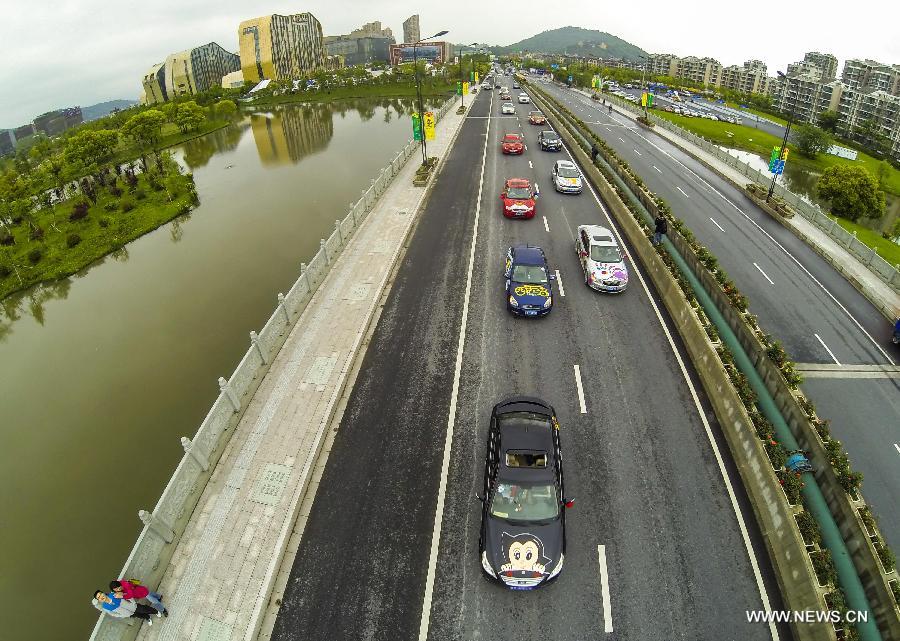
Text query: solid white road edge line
710 217 725 232
753 262 775 285
814 333 842 366
556 133 780 641
573 364 587 414
597 545 614 633
417 89 492 641
555 270 565 297
543 216 550 233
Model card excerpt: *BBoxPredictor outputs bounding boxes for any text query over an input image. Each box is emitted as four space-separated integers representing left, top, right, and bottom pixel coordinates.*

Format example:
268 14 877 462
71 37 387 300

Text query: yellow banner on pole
423 111 436 140
463 81 469 94
474 72 480 84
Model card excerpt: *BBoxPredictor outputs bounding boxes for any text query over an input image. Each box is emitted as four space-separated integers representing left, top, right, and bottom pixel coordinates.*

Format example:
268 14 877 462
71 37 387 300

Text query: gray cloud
2 0 898 127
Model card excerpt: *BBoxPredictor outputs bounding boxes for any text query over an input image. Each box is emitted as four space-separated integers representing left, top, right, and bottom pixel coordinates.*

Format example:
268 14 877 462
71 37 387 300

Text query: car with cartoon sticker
576 225 629 293
501 132 524 154
551 159 583 194
500 178 538 219
504 245 555 316
478 396 571 589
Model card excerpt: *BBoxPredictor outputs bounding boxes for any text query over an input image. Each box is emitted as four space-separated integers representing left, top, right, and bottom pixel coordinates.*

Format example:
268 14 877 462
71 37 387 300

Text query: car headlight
481 551 497 578
508 295 519 307
547 553 564 579
543 296 552 308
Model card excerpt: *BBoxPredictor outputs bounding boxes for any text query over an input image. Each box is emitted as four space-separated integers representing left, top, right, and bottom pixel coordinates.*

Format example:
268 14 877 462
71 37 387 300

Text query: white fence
601 91 900 292
89 96 455 641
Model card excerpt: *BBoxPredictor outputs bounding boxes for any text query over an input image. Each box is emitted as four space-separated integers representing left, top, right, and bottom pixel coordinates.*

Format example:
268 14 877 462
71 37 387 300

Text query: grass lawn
250 83 455 107
834 217 900 266
652 110 900 196
0 164 195 301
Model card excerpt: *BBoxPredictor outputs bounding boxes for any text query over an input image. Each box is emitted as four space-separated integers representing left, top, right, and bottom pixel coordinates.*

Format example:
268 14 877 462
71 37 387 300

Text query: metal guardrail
89 96 455 641
598 89 900 292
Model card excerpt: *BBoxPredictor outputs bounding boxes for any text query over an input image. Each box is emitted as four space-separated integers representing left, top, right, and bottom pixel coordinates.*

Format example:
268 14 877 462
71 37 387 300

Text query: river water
0 96 441 641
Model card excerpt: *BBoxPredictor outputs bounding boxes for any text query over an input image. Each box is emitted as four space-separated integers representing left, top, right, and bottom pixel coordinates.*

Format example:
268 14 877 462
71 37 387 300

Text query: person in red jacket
110 579 168 617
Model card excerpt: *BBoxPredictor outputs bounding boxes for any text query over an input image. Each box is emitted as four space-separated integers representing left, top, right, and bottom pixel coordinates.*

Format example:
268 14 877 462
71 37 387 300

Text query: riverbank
0 158 196 301
247 82 455 107
652 110 900 197
117 119 231 161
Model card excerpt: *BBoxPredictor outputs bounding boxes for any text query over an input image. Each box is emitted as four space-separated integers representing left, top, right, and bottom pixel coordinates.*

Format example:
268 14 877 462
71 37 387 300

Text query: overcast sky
2 0 898 127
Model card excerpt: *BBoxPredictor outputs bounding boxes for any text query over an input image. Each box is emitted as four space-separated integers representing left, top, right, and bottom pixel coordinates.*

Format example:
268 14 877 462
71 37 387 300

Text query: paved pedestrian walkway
573 87 900 319
136 100 470 641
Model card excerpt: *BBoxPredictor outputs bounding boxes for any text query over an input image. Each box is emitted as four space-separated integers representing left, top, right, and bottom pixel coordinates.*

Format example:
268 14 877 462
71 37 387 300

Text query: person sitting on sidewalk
110 578 168 617
92 590 157 626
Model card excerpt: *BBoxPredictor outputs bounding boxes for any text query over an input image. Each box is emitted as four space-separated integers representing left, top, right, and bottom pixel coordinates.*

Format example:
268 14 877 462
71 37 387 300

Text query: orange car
528 111 546 125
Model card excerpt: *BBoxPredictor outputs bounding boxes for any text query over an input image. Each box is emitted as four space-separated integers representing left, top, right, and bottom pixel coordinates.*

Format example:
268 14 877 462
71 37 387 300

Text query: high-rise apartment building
648 53 679 77
675 56 722 87
801 52 838 81
402 15 420 44
141 42 239 104
841 59 900 95
239 12 325 83
719 60 768 94
773 74 843 124
323 20 395 66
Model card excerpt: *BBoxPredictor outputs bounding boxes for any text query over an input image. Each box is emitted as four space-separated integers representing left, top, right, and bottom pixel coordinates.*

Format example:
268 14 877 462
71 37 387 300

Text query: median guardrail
529 80 900 641
89 97 456 641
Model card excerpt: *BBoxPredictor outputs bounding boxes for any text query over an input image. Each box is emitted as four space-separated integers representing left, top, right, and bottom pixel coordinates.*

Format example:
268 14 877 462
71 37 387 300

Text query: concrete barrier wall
531 90 835 641
89 98 456 641
539 86 900 638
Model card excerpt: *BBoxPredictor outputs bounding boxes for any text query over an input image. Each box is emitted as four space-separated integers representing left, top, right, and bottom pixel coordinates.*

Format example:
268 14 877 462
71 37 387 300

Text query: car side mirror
549 273 556 281
564 498 575 508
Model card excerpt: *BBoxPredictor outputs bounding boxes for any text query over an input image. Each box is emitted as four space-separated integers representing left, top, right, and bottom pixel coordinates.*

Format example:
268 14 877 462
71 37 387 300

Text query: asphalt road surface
271 87 787 641
538 79 900 552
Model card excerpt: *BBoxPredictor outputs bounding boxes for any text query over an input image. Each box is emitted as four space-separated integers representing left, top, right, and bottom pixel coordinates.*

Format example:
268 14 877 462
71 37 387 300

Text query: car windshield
506 187 531 199
530 112 541 117
511 264 548 284
543 132 559 141
490 482 559 522
503 135 520 142
591 245 622 263
557 166 579 178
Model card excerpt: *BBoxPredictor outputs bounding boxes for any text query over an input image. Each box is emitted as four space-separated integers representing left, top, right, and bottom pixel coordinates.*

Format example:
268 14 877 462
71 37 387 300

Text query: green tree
792 123 832 158
174 101 206 133
817 110 840 133
214 100 237 120
121 110 166 149
63 129 119 169
160 102 178 122
817 165 886 222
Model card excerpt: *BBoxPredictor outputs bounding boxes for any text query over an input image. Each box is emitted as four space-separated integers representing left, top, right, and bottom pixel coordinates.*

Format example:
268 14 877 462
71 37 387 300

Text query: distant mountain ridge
492 26 647 61
82 99 137 122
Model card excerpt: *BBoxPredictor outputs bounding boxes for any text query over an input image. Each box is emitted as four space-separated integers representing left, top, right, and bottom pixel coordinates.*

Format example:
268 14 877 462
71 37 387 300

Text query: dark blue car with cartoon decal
477 396 572 589
504 245 555 316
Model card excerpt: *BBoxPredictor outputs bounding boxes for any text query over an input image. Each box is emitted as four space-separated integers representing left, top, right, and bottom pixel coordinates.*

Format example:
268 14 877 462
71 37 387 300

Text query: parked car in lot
501 132 524 154
504 246 555 316
575 225 628 293
513 82 520 89
518 93 530 103
538 130 562 151
500 178 538 219
528 111 546 125
478 396 570 589
501 102 516 115
551 160 582 194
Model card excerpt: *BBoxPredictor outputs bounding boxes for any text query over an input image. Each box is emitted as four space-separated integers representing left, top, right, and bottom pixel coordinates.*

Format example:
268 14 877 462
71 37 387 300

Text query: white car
481 82 491 89
551 160 583 194
518 93 530 103
575 225 628 293
501 102 516 115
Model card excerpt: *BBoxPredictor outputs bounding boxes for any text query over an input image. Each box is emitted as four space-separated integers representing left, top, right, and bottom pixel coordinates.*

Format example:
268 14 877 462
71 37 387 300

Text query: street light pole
639 54 648 118
412 29 449 168
767 71 793 203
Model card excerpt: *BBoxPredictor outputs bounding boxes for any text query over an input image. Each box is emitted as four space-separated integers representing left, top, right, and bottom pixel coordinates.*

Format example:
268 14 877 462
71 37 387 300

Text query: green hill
492 27 647 60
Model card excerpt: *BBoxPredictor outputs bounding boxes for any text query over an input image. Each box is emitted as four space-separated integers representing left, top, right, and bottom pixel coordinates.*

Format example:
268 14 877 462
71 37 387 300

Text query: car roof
506 178 531 187
541 130 559 137
510 245 546 265
497 415 556 482
578 225 619 247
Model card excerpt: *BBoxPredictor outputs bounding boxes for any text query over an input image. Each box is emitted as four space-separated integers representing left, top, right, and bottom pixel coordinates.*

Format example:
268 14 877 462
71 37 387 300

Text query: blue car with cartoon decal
504 245 555 316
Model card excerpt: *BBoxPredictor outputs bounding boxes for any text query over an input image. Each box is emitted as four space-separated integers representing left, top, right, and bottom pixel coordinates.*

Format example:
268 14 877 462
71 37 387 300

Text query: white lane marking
814 333 842 366
710 217 725 232
753 262 775 285
633 149 642 156
597 545 614 633
555 132 779 641
555 269 565 296
652 165 662 173
543 215 550 233
524 144 528 151
528 160 533 168
617 121 895 365
417 89 493 641
895 443 900 456
618 137 626 143
573 364 587 414
676 186 689 198
604 126 612 132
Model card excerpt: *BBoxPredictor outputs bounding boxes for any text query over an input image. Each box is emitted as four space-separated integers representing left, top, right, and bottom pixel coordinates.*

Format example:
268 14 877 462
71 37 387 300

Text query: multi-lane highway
536 79 900 552
271 86 786 640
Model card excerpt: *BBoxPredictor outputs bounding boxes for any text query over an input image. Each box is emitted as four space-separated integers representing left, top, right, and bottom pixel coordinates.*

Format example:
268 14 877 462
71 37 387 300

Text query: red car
500 178 538 219
528 111 546 125
501 133 524 154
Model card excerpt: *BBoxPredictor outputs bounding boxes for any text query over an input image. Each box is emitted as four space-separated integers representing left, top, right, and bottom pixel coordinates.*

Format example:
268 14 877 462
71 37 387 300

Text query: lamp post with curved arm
413 30 449 167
